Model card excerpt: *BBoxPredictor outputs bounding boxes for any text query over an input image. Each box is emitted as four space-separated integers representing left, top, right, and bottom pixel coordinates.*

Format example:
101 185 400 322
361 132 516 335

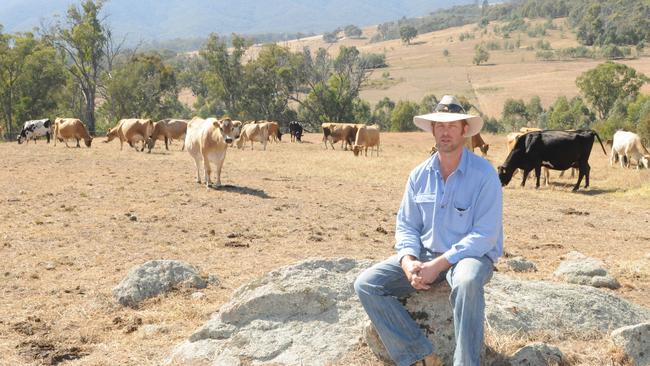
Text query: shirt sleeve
395 176 423 262
443 171 502 264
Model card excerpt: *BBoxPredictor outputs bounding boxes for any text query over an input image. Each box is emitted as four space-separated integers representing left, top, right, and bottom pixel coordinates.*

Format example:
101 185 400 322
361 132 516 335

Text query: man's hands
401 255 452 291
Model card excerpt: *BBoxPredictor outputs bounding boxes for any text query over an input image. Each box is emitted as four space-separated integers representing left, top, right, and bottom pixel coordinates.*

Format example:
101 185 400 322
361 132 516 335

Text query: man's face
432 120 467 153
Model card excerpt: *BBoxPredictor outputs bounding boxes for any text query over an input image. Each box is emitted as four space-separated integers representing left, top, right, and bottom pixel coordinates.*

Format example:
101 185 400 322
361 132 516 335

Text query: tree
98 53 184 128
576 61 648 120
199 33 249 117
372 97 395 130
399 25 417 45
0 31 66 136
547 96 594 130
48 0 109 134
292 46 371 127
240 44 302 123
473 45 490 65
501 98 528 131
390 100 419 131
323 32 338 43
343 25 363 39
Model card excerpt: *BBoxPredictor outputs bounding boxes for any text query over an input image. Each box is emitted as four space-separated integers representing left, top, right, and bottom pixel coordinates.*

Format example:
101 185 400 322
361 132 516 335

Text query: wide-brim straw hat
413 95 483 137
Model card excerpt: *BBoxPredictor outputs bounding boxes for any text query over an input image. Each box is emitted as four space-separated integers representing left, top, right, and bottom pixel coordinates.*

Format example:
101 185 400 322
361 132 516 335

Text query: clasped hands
401 255 451 290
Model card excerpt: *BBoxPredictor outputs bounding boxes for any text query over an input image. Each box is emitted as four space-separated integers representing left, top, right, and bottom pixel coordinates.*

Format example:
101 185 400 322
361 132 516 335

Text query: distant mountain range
1 0 476 43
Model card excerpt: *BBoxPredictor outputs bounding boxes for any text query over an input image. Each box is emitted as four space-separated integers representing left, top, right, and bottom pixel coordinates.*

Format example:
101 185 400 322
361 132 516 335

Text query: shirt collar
428 147 469 175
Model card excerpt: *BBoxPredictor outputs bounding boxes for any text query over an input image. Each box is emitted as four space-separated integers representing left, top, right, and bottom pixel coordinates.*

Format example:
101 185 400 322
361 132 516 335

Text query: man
354 95 503 366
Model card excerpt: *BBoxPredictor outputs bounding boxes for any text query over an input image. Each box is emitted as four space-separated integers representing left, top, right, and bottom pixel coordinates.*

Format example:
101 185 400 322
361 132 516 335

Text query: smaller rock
554 251 620 289
611 322 650 366
129 215 138 222
510 342 565 366
44 262 56 271
506 256 537 272
191 292 206 300
207 274 221 286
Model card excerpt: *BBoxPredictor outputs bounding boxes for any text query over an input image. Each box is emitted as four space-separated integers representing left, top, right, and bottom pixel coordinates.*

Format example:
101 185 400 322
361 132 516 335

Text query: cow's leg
140 140 146 152
534 166 542 188
120 139 124 151
520 169 532 187
214 150 226 187
64 139 70 148
543 167 549 186
46 133 51 143
202 153 212 188
584 163 590 188
192 155 202 184
76 138 81 148
165 137 169 150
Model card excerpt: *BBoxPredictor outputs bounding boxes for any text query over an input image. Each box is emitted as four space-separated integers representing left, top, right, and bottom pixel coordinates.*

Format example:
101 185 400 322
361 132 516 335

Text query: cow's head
353 145 363 156
216 118 234 144
104 127 118 143
479 144 489 156
497 165 514 186
17 130 28 144
84 136 93 147
232 121 242 139
640 155 650 169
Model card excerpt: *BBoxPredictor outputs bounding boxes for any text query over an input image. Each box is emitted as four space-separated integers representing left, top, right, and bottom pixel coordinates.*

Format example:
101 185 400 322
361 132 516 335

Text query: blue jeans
354 254 494 366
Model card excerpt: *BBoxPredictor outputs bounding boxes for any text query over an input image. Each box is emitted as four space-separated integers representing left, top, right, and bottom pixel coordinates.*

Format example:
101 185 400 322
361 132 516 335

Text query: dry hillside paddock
1 132 649 365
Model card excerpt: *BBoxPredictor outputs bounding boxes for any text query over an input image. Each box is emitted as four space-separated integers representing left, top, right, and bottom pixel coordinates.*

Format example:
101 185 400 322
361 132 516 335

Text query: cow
498 130 606 191
288 121 303 142
236 122 269 150
147 119 188 152
17 119 52 144
105 119 154 152
322 123 357 150
352 124 381 157
610 130 650 169
185 117 235 188
464 133 489 156
265 121 282 143
53 118 93 147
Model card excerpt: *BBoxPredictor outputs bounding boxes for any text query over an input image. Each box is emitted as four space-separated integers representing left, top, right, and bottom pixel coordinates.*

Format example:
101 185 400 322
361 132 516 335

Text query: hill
0 0 472 42
268 18 650 119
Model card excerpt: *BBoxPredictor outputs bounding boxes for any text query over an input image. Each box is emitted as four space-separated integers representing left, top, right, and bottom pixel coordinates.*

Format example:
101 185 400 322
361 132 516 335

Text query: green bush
362 53 388 68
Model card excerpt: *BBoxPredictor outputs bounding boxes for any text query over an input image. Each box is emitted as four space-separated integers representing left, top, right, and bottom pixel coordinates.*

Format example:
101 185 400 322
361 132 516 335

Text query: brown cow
147 119 188 152
322 123 357 150
464 133 489 156
185 117 236 187
105 119 154 152
54 118 93 148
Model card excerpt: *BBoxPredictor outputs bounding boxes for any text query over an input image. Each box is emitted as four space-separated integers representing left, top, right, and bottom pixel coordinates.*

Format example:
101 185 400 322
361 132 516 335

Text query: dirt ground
1 132 649 365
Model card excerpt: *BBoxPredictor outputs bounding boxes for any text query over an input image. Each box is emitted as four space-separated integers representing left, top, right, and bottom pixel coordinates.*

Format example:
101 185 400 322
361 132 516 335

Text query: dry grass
1 132 649 365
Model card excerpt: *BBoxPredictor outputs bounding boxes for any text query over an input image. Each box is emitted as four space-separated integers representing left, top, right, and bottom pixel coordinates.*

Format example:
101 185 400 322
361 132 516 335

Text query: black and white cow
288 121 303 142
17 119 52 144
498 130 607 191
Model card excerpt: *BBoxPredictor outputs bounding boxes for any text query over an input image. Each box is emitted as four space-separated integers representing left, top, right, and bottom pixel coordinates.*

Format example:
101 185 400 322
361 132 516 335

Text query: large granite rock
166 258 372 366
113 260 207 307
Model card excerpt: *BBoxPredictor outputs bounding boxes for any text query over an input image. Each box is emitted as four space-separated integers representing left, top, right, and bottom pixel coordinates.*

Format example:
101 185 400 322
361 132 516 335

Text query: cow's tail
592 131 607 155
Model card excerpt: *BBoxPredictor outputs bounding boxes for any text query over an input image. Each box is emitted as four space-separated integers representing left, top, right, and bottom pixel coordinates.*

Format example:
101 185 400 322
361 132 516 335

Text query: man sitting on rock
354 95 503 366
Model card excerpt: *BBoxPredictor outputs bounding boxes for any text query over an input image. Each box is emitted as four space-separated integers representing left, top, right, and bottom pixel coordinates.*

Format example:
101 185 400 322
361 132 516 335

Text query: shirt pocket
414 194 436 223
450 200 472 234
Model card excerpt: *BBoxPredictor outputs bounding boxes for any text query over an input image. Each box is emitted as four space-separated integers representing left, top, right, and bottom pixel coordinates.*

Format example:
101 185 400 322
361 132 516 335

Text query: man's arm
395 177 424 263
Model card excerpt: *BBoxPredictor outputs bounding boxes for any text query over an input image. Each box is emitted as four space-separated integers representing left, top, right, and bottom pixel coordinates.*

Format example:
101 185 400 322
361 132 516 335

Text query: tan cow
185 117 236 187
236 122 269 150
53 118 93 148
352 124 380 157
147 119 188 152
105 119 154 152
265 121 282 143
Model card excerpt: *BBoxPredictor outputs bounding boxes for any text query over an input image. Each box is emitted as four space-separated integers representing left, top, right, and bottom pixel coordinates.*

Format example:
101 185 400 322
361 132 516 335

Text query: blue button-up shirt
395 148 503 264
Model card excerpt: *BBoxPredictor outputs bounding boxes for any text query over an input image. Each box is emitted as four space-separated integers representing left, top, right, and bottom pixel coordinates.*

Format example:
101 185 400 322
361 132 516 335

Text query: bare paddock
1 132 649 365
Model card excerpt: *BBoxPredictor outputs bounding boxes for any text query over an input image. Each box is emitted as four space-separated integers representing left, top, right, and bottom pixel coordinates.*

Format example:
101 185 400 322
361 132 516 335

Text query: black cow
498 130 606 191
18 119 52 144
288 121 303 142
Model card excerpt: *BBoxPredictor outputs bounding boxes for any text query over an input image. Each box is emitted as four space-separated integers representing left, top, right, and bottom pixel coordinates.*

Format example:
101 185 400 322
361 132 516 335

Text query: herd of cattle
11 117 650 190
